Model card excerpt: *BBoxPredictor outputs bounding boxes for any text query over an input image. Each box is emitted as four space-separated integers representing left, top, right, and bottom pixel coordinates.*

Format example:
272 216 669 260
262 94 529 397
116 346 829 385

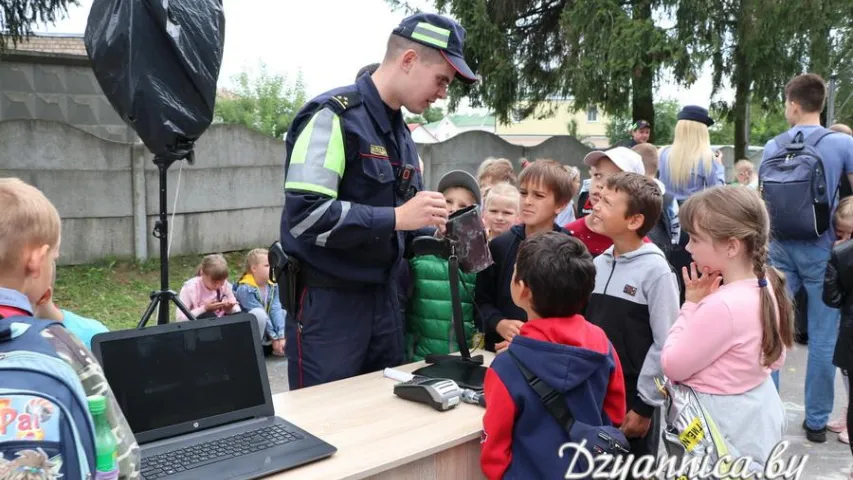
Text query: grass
54 251 249 332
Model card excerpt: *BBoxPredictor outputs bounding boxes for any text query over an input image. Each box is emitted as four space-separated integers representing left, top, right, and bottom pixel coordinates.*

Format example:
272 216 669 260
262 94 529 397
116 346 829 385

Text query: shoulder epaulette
326 91 362 113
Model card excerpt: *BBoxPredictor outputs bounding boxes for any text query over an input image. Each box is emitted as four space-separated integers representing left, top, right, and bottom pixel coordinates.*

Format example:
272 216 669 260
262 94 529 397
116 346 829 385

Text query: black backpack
759 128 837 240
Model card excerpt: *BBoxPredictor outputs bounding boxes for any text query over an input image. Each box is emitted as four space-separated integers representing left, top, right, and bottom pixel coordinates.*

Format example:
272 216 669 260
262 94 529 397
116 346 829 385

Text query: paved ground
263 342 852 478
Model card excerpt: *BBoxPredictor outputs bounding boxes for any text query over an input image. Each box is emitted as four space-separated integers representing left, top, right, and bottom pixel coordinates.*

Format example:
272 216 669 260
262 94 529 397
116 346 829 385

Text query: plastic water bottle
88 394 119 480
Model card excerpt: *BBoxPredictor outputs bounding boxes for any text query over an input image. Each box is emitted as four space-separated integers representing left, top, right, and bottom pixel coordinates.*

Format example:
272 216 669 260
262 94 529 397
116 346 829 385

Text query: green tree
668 0 853 159
606 114 634 146
214 63 307 138
0 0 79 50
824 19 853 126
606 100 680 145
405 105 445 124
394 0 695 144
653 100 680 145
709 102 787 146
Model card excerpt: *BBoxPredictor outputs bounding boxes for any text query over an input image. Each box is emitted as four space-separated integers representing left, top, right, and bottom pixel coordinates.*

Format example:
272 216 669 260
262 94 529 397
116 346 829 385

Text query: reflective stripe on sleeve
285 108 345 198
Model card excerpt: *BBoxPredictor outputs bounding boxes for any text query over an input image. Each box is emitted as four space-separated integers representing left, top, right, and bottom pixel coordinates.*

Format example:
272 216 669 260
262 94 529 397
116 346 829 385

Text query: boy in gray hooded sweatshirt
584 172 680 464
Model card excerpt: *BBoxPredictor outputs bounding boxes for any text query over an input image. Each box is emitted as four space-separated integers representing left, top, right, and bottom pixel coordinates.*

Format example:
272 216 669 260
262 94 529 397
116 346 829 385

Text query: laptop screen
98 317 268 438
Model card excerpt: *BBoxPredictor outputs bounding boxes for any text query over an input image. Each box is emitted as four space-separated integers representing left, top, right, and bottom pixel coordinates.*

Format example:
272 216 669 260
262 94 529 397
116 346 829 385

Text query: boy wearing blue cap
280 13 479 388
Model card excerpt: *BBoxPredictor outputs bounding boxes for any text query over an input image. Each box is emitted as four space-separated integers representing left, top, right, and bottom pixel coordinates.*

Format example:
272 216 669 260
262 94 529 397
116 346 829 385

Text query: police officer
280 13 478 389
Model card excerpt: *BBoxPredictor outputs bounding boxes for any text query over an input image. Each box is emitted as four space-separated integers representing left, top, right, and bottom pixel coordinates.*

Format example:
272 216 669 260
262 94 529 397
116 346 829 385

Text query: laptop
91 314 336 480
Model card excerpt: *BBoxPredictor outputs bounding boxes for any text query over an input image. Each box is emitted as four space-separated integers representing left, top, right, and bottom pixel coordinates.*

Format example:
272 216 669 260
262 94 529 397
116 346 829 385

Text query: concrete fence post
131 142 148 262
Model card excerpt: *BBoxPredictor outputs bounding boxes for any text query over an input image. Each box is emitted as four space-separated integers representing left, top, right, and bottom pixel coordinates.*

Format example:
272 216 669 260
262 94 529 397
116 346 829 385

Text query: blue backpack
759 128 837 240
0 315 96 479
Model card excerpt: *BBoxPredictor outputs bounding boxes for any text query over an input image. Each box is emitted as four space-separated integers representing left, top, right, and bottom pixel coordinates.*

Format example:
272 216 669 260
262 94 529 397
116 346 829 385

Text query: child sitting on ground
482 182 520 241
584 172 680 461
0 177 140 478
33 270 109 349
235 248 286 356
480 232 626 479
406 170 481 361
476 159 574 352
177 253 241 321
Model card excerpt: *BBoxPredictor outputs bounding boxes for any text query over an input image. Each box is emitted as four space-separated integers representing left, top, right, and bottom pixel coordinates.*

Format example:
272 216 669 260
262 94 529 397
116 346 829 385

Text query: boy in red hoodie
481 231 627 479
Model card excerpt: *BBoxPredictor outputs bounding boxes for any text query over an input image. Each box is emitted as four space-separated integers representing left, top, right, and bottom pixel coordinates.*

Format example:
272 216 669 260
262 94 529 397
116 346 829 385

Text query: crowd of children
6 103 853 478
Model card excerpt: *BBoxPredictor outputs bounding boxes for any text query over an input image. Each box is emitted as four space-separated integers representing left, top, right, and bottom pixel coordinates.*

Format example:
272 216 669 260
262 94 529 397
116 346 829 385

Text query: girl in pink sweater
176 254 241 321
661 186 794 468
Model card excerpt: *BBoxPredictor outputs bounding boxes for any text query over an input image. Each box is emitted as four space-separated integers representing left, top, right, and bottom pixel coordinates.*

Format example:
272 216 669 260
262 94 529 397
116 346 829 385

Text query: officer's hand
395 191 448 231
496 319 524 341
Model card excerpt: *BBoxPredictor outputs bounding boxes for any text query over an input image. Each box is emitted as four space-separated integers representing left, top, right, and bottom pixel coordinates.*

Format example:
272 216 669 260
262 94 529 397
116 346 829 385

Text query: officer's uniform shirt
280 74 424 284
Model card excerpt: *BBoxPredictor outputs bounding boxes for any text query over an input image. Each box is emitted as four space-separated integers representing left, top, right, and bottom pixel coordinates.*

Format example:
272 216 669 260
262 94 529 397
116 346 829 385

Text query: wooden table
267 353 494 480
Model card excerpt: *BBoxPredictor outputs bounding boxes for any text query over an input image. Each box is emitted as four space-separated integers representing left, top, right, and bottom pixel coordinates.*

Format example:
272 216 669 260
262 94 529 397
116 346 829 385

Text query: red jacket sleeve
481 368 515 480
603 346 627 427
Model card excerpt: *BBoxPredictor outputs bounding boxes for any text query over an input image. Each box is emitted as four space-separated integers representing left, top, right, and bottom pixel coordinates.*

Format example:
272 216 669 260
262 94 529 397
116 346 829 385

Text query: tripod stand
138 154 196 328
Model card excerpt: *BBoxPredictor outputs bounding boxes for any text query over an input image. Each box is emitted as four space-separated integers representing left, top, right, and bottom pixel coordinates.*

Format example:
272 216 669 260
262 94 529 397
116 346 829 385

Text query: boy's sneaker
803 420 827 443
829 408 848 433
840 430 850 445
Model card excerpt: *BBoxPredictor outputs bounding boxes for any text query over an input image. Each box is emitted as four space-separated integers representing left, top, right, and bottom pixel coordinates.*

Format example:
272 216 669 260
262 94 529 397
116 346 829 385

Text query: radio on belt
393 375 462 411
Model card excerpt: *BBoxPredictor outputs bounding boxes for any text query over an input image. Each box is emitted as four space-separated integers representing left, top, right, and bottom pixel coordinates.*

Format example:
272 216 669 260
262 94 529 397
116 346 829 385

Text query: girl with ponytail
660 186 794 469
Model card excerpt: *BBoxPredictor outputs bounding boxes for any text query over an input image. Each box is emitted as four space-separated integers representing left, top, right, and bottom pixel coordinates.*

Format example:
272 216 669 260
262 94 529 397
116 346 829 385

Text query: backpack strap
804 127 836 148
0 315 63 356
772 132 794 150
508 349 575 433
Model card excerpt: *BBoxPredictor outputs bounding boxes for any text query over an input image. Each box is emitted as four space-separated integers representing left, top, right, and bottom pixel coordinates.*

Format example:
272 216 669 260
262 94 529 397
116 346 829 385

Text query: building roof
6 33 87 57
447 114 495 128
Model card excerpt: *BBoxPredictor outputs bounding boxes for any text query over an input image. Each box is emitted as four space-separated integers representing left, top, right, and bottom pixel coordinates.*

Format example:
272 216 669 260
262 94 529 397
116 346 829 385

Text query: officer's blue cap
392 13 478 85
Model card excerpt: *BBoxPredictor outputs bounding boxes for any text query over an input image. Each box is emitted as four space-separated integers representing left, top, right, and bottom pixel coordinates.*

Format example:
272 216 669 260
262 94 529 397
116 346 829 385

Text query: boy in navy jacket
481 232 626 479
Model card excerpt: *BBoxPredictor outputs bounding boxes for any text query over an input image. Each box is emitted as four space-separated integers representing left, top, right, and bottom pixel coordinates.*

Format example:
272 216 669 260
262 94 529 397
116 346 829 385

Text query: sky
35 0 733 114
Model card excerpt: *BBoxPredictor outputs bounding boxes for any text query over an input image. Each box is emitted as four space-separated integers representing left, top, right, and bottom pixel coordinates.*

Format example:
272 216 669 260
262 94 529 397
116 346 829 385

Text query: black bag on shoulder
508 350 630 473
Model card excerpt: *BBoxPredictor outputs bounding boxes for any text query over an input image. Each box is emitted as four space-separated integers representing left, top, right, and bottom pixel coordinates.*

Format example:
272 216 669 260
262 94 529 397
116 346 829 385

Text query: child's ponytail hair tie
758 277 768 288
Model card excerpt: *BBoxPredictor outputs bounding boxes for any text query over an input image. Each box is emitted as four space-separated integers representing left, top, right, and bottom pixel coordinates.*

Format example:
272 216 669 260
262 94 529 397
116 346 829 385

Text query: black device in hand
393 376 462 412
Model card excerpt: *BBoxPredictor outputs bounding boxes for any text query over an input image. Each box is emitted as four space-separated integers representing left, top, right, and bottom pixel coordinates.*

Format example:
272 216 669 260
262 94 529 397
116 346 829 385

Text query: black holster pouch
269 242 300 314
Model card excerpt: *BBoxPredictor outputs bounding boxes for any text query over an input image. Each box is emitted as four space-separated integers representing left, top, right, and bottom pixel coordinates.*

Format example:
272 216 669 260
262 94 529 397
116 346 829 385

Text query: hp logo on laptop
193 422 199 428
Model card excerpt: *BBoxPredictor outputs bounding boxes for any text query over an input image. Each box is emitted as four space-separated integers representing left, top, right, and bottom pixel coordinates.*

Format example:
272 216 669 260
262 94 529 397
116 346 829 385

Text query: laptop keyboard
140 424 304 479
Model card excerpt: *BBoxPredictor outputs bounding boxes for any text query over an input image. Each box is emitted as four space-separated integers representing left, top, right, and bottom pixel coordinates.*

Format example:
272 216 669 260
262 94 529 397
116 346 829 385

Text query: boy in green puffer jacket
406 170 483 361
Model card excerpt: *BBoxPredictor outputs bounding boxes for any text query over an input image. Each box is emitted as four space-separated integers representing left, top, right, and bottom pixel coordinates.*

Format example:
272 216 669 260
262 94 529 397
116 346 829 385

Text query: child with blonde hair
482 182 520 240
235 248 286 356
734 159 758 189
177 253 241 321
0 178 139 478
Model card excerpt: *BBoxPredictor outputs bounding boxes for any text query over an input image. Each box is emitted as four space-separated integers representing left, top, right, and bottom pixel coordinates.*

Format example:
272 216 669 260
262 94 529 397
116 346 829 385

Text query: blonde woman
658 106 725 202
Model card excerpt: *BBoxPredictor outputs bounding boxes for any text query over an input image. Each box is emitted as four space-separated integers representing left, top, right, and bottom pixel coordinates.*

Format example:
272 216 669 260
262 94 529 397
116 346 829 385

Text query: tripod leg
171 293 197 321
138 294 161 329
